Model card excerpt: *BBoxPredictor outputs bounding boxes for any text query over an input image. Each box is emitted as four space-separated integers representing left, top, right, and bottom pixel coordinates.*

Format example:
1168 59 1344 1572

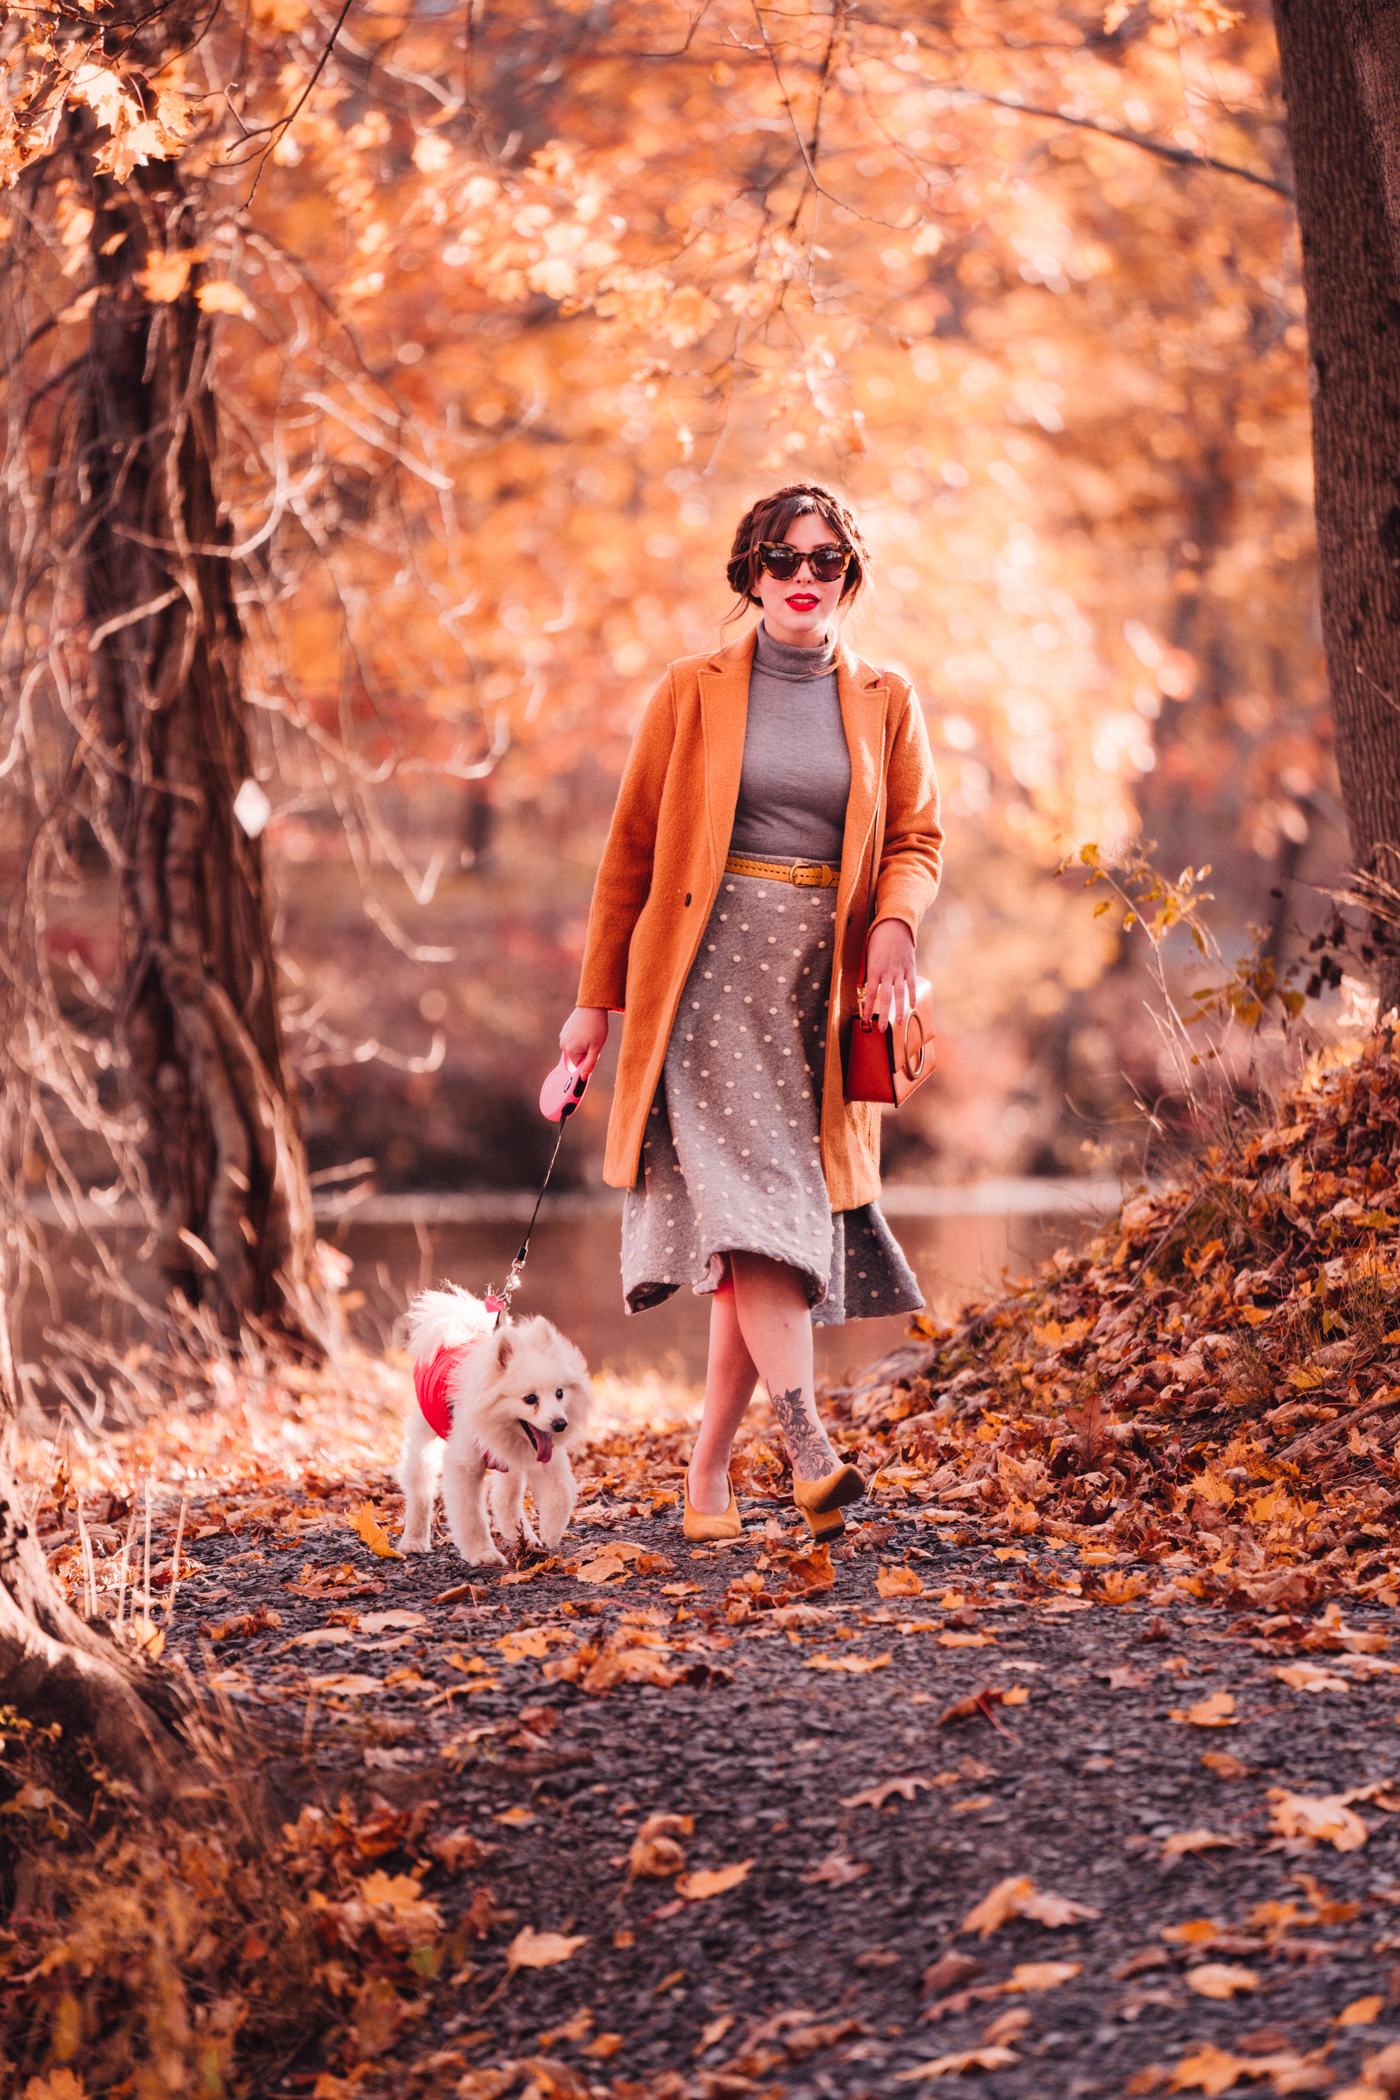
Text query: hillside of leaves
796 1027 1400 1610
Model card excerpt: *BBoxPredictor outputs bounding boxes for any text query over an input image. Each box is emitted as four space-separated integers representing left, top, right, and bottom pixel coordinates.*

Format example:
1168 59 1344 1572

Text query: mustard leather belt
723 852 841 889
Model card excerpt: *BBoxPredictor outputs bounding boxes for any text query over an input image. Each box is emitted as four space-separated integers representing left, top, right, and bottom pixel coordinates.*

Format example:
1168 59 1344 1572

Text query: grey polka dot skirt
621 871 923 1325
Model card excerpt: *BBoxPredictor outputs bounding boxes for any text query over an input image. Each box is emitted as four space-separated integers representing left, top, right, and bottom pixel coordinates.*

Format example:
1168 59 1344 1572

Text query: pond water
326 1177 1123 1388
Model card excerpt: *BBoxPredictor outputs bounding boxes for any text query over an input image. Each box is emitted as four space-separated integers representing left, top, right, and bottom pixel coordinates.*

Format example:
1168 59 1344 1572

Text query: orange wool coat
576 625 944 1211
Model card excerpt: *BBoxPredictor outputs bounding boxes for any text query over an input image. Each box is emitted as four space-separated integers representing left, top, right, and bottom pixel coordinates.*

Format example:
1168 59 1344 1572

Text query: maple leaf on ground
1169 1691 1237 1727
675 1860 752 1901
800 1851 871 1887
877 1564 925 1597
1201 1751 1251 1780
1161 2043 1300 2096
1337 1995 1384 2026
506 1927 587 1970
937 1687 1016 1729
841 1775 934 1810
306 1673 388 1696
1186 1963 1259 2000
1276 1660 1350 1693
346 1504 403 1560
804 1652 892 1674
959 1875 1100 1938
1267 1787 1370 1852
1161 1829 1242 1859
1002 1961 1080 1991
894 2046 1019 2082
1105 1664 1154 1690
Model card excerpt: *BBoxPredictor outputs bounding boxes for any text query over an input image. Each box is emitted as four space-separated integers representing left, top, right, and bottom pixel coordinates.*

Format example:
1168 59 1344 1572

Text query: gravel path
162 1493 1400 2099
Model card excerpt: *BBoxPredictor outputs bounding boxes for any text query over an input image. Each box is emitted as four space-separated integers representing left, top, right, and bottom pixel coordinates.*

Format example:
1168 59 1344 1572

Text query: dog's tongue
533 1428 554 1465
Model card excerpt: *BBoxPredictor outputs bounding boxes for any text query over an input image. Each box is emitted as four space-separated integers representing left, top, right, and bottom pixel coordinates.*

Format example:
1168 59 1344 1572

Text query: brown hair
725 482 871 613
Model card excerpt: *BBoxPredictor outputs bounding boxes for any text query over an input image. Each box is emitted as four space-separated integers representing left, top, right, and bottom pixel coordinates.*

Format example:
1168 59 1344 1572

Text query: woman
560 483 942 1544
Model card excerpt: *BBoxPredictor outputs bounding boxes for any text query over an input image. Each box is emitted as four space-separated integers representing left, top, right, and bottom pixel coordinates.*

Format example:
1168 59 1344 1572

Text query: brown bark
77 156 322 1342
1273 1 1400 1010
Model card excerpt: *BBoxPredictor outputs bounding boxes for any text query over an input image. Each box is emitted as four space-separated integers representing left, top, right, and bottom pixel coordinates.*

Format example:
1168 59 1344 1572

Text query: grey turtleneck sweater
727 621 852 863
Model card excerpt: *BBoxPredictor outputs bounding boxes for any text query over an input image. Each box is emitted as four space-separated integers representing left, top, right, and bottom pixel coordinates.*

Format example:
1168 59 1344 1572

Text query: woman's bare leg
686 1254 839 1513
687 1280 759 1515
729 1251 839 1481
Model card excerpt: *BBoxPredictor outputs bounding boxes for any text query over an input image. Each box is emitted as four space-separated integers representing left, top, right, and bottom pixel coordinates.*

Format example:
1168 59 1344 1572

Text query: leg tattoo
769 1384 838 1479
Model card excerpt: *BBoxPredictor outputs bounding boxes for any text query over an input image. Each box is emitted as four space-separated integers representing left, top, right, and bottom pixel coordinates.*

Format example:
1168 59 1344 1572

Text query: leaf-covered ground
11 1031 1400 2099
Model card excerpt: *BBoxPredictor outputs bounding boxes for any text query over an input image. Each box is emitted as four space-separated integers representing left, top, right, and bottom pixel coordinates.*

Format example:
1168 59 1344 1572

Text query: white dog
396 1285 593 1565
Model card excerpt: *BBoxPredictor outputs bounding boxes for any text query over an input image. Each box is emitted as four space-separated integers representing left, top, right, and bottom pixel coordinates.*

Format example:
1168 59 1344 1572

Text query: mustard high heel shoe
792 1462 865 1543
683 1470 743 1543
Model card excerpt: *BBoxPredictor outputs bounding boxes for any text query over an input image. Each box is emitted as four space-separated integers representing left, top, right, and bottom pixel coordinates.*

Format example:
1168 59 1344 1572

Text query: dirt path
164 1486 1400 2100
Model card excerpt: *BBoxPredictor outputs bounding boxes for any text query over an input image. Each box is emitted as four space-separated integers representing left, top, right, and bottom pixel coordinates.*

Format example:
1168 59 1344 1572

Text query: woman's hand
560 1005 609 1078
864 918 918 1030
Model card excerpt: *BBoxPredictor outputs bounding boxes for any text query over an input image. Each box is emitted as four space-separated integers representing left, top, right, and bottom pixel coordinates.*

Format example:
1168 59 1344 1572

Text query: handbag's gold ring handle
904 1012 926 1080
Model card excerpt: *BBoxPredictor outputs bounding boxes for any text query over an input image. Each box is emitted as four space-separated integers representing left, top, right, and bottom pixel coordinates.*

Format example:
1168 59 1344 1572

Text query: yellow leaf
894 2046 1019 2081
306 1673 383 1695
1267 1788 1369 1851
494 1806 535 1828
135 248 204 303
347 1503 404 1559
1338 1996 1384 2027
1161 1830 1241 1858
877 1565 925 1597
25 2074 87 2100
507 1927 587 1969
1169 1692 1237 1728
1002 1685 1031 1706
1162 1919 1221 1944
498 1628 552 1661
937 1632 994 1648
959 1876 1032 1938
1276 1661 1349 1693
804 1652 892 1673
1002 1961 1079 1991
675 1860 753 1901
1240 1306 1271 1325
1185 1963 1258 2000
196 280 253 319
1162 2044 1251 2097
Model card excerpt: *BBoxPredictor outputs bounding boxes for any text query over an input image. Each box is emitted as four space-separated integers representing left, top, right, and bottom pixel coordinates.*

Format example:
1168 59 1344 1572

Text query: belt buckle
791 861 823 888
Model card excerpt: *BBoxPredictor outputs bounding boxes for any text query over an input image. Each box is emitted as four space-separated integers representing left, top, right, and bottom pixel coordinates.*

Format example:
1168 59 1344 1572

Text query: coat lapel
697 627 757 875
835 644 890 942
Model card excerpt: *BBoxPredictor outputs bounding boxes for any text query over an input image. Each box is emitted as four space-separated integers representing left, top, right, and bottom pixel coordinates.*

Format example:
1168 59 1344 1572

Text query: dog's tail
406 1283 494 1362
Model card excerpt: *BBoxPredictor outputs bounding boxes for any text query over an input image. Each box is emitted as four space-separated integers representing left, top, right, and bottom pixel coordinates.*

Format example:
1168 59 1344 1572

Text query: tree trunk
78 157 322 1343
1273 0 1400 1011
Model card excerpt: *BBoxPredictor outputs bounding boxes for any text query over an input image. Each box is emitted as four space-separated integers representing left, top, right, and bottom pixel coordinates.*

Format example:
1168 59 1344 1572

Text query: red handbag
842 732 938 1107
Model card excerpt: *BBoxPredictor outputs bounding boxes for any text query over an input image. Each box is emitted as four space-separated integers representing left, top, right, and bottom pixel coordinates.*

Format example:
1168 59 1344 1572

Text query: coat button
684 893 691 905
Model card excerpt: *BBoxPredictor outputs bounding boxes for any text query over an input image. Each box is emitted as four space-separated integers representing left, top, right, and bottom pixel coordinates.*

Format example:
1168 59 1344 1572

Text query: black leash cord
487 1109 573 1326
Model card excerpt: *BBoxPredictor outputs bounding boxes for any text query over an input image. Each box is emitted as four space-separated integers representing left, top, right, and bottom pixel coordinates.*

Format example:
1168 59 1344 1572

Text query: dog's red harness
413 1341 509 1470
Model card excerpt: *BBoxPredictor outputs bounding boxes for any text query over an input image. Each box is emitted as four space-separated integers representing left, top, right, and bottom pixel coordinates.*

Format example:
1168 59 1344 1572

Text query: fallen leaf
1337 1996 1384 2027
576 1555 631 1585
804 1652 892 1673
877 1565 925 1597
1002 1961 1080 1991
1161 1830 1242 1859
1002 1685 1031 1706
628 1812 693 1880
959 1875 1099 1938
347 1504 404 1560
283 1627 357 1649
506 1928 587 1970
841 1775 934 1810
675 1860 753 1901
305 1674 385 1695
498 1629 554 1661
894 2046 1019 2082
801 1850 872 1886
1201 1752 1251 1781
1164 2044 1255 2096
1170 1691 1237 1728
494 1806 535 1828
980 2007 1030 2046
938 1631 995 1648
1162 1920 1222 1946
1267 1787 1369 1852
1276 1661 1350 1693
359 1610 427 1633
1185 1963 1259 2000
585 2034 624 2060
784 1543 836 1592
1105 1664 1154 1690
